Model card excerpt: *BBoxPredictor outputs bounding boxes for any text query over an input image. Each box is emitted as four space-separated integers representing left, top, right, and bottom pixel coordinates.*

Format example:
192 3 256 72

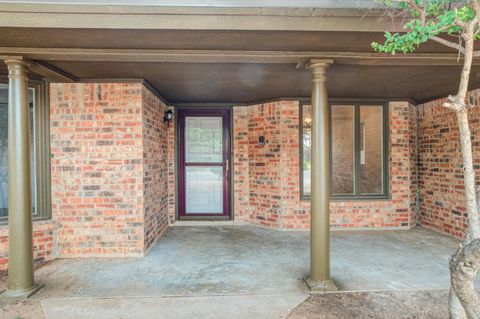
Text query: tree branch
431 36 466 53
404 0 423 15
474 0 480 26
390 0 424 20
444 95 465 111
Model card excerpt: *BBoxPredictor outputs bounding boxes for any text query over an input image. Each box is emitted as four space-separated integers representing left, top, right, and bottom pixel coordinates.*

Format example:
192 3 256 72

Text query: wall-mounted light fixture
164 109 174 127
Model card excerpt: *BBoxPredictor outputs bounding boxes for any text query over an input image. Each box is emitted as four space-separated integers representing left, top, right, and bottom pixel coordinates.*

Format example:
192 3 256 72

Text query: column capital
307 59 333 82
4 57 30 80
306 59 333 69
3 56 30 66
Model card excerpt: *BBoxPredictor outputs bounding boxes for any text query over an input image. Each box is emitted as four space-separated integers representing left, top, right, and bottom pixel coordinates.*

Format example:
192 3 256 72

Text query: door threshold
170 220 239 227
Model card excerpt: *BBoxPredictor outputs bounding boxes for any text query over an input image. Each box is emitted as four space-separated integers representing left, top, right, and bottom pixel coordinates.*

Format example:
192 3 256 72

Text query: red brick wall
245 102 290 228
142 86 169 251
232 101 417 229
0 221 58 271
233 107 250 223
409 104 419 226
417 91 480 238
50 82 169 257
167 116 176 223
50 83 145 257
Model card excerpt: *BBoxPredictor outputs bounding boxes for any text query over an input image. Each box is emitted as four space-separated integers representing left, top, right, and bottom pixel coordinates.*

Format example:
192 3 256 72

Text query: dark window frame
0 79 52 224
300 100 390 201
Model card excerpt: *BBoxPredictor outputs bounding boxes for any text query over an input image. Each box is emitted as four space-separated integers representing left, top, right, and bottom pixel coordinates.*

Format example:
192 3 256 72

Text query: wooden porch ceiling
0 5 479 104
17 61 477 105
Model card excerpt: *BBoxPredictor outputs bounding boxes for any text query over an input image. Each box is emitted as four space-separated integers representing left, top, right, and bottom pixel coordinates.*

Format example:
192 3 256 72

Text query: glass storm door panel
178 109 231 219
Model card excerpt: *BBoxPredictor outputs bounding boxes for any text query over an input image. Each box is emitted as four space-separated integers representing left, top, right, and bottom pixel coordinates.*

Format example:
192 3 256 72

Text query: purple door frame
177 108 231 220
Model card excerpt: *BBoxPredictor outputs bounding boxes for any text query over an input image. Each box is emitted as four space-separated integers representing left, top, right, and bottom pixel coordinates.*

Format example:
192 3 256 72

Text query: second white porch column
306 59 337 292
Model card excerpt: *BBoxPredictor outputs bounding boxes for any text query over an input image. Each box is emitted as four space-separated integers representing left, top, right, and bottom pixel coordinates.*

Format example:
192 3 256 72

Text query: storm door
178 109 231 219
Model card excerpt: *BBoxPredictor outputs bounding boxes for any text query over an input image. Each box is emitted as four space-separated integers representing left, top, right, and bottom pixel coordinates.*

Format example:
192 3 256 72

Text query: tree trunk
450 238 480 319
449 287 468 319
455 109 480 242
448 183 480 319
448 21 480 318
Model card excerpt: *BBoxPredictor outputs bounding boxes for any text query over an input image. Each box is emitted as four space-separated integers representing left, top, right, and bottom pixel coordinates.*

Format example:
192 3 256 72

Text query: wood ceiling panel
42 61 480 104
0 28 458 53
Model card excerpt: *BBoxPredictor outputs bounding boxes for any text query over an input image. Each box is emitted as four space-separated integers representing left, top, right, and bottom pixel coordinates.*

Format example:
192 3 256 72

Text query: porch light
164 109 174 127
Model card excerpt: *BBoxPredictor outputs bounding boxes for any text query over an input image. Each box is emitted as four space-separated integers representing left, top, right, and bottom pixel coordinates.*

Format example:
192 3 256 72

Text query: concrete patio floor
0 225 466 318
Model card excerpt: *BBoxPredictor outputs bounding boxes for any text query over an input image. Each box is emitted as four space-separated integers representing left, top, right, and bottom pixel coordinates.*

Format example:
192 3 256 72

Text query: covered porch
0 3 480 316
0 225 463 318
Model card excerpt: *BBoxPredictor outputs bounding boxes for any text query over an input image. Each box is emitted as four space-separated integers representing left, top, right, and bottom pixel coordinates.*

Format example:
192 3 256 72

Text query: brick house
0 0 479 296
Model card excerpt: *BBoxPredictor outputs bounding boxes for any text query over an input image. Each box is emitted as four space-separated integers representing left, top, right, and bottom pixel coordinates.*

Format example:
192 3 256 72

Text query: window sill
301 196 392 202
0 217 53 227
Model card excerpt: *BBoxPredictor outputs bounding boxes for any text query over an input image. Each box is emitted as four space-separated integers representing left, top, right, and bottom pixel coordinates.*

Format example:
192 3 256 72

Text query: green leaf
372 0 477 55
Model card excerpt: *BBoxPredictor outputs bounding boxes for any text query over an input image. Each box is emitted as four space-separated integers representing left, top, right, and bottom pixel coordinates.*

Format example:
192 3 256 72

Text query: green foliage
372 0 476 54
303 160 311 170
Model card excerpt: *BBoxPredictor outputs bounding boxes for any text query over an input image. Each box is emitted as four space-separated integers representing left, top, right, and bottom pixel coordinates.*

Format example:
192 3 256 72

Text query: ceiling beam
0 55 77 81
0 47 476 66
29 60 77 82
0 4 402 32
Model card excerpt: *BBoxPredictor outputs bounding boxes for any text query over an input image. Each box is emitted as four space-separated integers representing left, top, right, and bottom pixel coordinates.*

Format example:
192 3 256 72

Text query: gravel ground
288 290 450 319
0 299 44 319
0 274 44 319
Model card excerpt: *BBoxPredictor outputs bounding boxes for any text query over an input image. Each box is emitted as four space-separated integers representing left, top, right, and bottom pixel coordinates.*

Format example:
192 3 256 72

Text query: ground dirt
0 273 6 292
0 284 454 319
288 289 449 319
0 274 45 319
0 299 44 319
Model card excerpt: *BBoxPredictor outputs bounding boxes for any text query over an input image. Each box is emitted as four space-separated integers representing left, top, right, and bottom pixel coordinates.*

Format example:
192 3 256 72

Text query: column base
304 277 338 293
0 284 43 300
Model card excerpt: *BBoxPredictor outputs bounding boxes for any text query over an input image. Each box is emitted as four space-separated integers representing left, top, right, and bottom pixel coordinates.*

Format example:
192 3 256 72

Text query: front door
178 109 231 220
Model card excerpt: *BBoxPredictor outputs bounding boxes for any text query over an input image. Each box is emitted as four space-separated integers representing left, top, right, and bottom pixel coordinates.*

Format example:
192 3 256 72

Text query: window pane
359 105 383 194
185 117 223 163
0 85 7 218
302 104 311 196
185 166 223 214
331 105 355 194
0 84 36 219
